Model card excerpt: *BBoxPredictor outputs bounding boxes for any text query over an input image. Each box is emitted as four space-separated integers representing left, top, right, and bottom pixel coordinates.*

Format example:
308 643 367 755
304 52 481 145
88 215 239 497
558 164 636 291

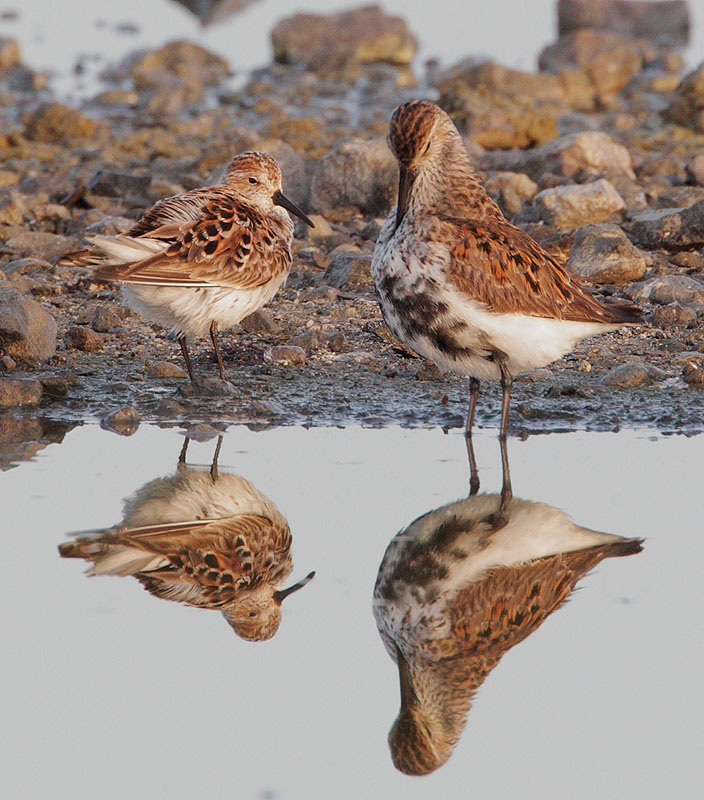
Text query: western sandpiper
59 437 314 641
62 152 313 383
372 100 642 438
373 456 642 775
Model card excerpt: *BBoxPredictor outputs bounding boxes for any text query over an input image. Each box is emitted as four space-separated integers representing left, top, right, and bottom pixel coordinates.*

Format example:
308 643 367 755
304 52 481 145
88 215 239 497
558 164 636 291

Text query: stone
40 376 73 397
131 41 230 88
5 231 78 261
322 251 373 290
485 172 539 215
626 200 704 249
0 289 57 363
1 355 16 371
0 193 23 225
171 0 259 25
532 179 625 230
263 345 306 366
91 306 121 333
567 223 647 283
184 423 220 441
101 406 139 436
683 364 704 386
327 332 347 352
0 38 21 69
240 309 280 335
686 153 704 186
310 138 397 215
626 275 704 305
0 378 42 407
663 63 704 132
651 302 696 327
635 151 687 182
256 138 309 208
87 170 151 199
289 330 326 350
148 361 187 378
24 102 97 142
67 326 104 352
155 398 186 416
271 6 416 72
601 362 651 388
557 0 690 44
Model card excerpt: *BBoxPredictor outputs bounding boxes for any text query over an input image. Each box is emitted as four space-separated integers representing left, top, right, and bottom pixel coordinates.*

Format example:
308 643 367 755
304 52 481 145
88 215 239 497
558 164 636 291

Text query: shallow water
6 0 704 98
2 424 702 798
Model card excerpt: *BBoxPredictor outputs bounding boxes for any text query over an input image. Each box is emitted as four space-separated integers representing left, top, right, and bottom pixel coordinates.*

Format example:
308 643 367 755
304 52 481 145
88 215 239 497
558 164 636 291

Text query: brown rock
651 302 696 327
240 309 280 335
557 0 690 44
323 251 373 290
263 345 306 366
148 361 187 379
24 102 97 142
67 326 104 352
0 38 21 69
0 289 57 363
5 231 78 261
602 363 651 388
91 306 121 333
131 41 230 88
626 275 704 305
0 378 42 407
532 179 625 230
683 364 704 386
101 406 139 436
485 172 539 215
567 223 647 283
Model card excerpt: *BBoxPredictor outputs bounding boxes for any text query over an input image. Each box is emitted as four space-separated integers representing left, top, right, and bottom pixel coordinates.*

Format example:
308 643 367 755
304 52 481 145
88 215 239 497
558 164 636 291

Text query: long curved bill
273 190 315 228
394 165 417 232
273 570 316 604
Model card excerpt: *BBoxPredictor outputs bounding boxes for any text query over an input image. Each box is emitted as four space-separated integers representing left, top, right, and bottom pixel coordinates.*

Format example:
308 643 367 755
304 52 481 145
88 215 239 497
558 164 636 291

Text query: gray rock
626 200 704 249
171 0 259 25
686 153 704 186
3 258 53 277
155 398 186 416
0 289 57 364
0 194 23 225
91 306 121 333
310 138 397 215
1 355 16 371
87 170 151 199
101 406 139 436
0 378 42 408
663 63 704 132
601 362 651 388
256 138 309 208
240 309 280 335
148 361 187 379
322 251 373 289
67 326 104 352
532 179 625 230
5 231 78 261
683 364 704 386
626 275 704 305
557 0 690 44
184 423 220 441
271 6 416 72
263 345 306 366
567 223 647 284
485 172 539 215
651 302 696 327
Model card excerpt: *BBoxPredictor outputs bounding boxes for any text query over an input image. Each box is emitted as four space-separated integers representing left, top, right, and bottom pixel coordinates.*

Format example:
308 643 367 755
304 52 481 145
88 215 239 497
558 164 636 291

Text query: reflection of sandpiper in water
372 442 642 775
59 437 314 641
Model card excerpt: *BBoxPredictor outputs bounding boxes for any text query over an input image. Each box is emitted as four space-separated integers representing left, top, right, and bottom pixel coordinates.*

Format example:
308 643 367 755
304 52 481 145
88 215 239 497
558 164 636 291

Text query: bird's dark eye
249 611 257 617
248 177 258 184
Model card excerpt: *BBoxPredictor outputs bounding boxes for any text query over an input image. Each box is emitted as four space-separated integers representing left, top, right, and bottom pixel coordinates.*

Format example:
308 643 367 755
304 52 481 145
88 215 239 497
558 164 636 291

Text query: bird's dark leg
498 430 512 513
465 378 481 495
209 321 227 381
210 435 223 482
178 334 196 383
178 436 190 465
498 361 513 440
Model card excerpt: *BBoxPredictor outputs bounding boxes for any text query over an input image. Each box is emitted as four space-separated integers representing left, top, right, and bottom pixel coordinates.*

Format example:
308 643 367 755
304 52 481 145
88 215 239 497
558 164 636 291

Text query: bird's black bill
396 645 418 709
273 190 315 228
394 165 416 232
273 570 316 603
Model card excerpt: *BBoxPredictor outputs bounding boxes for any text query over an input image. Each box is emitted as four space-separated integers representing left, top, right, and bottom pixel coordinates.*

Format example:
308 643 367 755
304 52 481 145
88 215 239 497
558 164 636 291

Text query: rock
184 423 220 441
567 223 647 283
40 376 73 397
327 332 347 352
67 326 104 352
310 138 396 215
0 378 42 407
686 153 704 186
0 289 57 364
240 309 280 335
538 29 645 99
155 398 186 416
289 330 326 350
683 364 704 386
0 194 23 225
101 406 139 436
24 102 97 142
2 258 53 277
651 302 696 327
5 231 78 261
91 306 121 333
256 139 309 208
263 345 306 366
664 63 704 132
485 172 539 215
532 179 625 230
322 251 373 289
1 355 16 371
131 41 230 88
87 170 151 199
635 151 687 183
148 361 187 378
601 362 651 388
557 0 690 44
626 199 704 249
483 131 635 182
271 6 416 72
171 0 259 25
626 275 704 305
303 215 334 241
0 38 21 69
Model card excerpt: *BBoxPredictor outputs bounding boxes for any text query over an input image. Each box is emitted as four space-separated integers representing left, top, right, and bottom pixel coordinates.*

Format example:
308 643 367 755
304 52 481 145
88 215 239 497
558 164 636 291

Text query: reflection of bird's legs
465 377 480 494
210 435 223 481
498 432 513 516
178 436 190 465
210 321 227 381
178 334 196 383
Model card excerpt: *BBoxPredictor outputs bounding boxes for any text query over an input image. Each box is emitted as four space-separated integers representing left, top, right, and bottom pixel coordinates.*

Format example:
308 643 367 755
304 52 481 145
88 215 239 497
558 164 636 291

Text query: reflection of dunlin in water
373 449 642 775
59 437 314 641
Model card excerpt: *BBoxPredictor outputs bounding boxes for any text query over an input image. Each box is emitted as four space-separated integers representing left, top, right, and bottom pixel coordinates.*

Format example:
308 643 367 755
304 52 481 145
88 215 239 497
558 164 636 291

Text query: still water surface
2 424 702 798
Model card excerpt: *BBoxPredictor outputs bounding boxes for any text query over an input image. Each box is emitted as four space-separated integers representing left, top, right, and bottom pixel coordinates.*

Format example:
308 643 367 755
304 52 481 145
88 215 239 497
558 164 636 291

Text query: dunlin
62 152 314 383
373 458 642 775
59 437 314 641
372 100 642 438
